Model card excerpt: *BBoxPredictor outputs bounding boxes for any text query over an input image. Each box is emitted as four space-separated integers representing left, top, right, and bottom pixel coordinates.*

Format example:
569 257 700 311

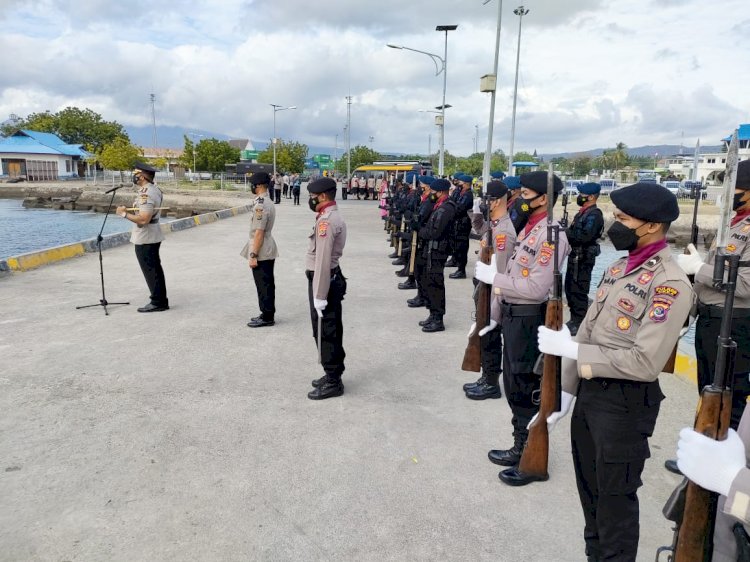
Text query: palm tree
612 142 628 171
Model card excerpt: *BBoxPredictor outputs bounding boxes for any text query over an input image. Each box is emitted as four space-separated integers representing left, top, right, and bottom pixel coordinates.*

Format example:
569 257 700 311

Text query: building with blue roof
0 129 91 180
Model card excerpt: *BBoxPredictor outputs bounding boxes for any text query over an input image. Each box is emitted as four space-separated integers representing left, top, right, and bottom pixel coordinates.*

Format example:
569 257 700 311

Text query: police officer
665 159 750 473
395 174 423 283
564 182 605 335
412 178 457 332
504 176 524 233
463 180 517 399
401 176 436 293
448 174 474 279
474 171 570 467
536 182 692 560
241 172 278 328
116 162 168 312
306 177 348 400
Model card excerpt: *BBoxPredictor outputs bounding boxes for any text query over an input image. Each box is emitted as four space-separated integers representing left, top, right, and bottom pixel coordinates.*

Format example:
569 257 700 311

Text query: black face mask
734 192 747 211
607 221 646 252
131 173 140 185
308 196 320 212
576 195 588 207
250 184 258 195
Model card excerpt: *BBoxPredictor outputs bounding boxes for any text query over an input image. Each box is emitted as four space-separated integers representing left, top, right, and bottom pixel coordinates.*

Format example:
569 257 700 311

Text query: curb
672 352 697 384
0 204 253 276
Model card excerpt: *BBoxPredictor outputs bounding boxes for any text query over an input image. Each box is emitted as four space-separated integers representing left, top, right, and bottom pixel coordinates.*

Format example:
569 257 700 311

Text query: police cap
504 176 521 190
735 160 750 190
578 182 601 195
458 174 474 184
418 175 435 186
520 171 563 195
431 179 451 192
485 181 508 199
610 182 680 223
490 171 506 179
133 161 157 173
249 171 271 185
308 177 337 194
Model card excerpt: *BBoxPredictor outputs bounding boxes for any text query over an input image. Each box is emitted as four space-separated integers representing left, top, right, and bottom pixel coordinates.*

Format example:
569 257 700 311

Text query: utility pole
508 5 529 177
346 96 352 182
334 133 339 176
150 93 158 153
482 0 503 187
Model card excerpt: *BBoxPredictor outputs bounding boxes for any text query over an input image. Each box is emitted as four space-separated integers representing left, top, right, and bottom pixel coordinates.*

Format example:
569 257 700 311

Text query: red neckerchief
433 194 449 209
625 239 667 274
731 210 750 227
576 203 597 217
523 211 547 236
316 201 336 218
420 193 429 203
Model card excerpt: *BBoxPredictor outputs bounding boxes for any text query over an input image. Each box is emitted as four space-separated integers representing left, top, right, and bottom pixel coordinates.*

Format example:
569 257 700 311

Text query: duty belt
305 266 342 281
697 303 750 319
500 301 547 317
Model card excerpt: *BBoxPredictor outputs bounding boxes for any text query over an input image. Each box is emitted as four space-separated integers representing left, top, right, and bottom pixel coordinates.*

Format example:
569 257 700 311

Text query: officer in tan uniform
116 162 168 312
463 180 517 400
536 182 692 561
241 172 278 328
305 177 348 400
474 171 570 466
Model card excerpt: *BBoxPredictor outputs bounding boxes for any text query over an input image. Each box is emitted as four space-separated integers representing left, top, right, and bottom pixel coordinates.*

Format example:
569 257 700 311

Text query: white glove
313 298 327 317
537 325 579 360
676 243 704 276
474 254 497 285
677 427 746 497
527 391 576 431
479 319 498 337
679 315 696 338
472 198 482 214
467 322 476 339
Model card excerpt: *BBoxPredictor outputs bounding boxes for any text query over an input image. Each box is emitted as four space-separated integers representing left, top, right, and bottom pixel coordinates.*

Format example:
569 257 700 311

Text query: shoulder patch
648 297 673 323
318 221 329 237
495 234 507 252
654 285 679 298
727 244 737 253
255 207 263 219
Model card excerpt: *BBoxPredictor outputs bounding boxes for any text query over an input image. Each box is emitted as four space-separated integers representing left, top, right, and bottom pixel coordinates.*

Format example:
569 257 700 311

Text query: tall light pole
482 0 503 187
387 23 457 177
188 132 204 179
334 133 339 176
270 104 296 178
368 135 375 150
508 5 529 177
346 96 352 182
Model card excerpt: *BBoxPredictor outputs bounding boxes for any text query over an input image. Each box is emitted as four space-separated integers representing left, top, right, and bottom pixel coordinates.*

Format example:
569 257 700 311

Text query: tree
570 155 593 177
98 138 143 182
194 138 240 172
258 140 309 174
2 107 128 152
612 142 628 171
512 151 537 164
179 136 196 170
334 145 381 175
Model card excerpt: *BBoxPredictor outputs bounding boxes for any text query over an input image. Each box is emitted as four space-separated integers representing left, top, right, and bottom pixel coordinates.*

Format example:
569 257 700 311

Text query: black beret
133 161 157 173
520 171 563 195
578 182 601 195
249 171 271 185
308 177 337 194
611 182 680 222
736 160 750 190
485 180 508 199
431 178 451 192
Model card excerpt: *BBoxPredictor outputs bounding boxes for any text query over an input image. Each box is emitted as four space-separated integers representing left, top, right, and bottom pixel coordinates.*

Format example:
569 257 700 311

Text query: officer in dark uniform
410 179 457 332
402 176 435 292
536 182 692 560
447 174 474 279
305 177 348 400
504 176 524 233
395 174 423 283
564 182 605 335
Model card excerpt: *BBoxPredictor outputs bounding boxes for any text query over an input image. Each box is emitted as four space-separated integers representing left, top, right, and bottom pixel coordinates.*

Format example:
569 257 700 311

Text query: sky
0 0 748 156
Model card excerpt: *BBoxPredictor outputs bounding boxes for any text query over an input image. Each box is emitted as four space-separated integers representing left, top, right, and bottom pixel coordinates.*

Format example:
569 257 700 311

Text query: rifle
658 130 741 562
560 192 570 229
515 163 562 482
408 222 418 276
462 194 492 372
397 217 406 257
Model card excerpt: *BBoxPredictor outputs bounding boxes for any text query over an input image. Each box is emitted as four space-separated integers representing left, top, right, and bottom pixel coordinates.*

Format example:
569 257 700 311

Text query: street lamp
481 0 503 187
270 104 296 178
387 24 457 176
188 132 204 180
508 5 529 177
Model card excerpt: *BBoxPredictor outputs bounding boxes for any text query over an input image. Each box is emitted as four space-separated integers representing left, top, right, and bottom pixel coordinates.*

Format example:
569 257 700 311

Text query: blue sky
0 0 747 155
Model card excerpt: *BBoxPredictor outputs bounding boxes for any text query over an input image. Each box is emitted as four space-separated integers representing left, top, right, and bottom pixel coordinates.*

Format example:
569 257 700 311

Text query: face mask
250 184 258 195
607 221 646 252
733 192 747 211
308 196 320 212
576 195 588 207
131 173 140 185
429 193 438 202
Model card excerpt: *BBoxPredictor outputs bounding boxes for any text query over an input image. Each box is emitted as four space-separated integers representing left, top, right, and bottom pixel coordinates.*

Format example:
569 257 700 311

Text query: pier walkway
0 198 698 561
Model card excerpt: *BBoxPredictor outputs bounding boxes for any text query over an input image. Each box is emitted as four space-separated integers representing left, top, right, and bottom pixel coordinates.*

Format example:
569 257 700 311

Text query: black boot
388 251 398 259
392 257 406 266
422 315 445 333
488 436 525 467
448 269 466 279
419 313 436 327
311 374 329 388
445 257 457 267
498 463 549 486
308 376 344 400
465 371 502 400
395 268 408 277
664 459 682 475
463 375 486 392
398 278 417 290
407 296 427 308
566 320 580 337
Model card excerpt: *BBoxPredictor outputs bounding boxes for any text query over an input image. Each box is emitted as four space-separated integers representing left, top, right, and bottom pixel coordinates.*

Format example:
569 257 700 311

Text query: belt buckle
600 379 608 389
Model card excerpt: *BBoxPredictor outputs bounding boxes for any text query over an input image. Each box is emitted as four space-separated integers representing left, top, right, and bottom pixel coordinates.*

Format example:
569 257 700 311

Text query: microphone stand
76 185 130 315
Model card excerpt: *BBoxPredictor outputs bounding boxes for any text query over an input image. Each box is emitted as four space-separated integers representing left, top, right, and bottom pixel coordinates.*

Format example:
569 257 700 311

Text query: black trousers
282 184 288 197
565 257 595 326
571 378 663 561
454 232 471 270
251 259 276 321
414 253 426 300
695 313 750 429
417 252 446 316
134 242 168 307
307 270 347 378
500 306 546 440
293 190 300 205
274 189 281 204
480 323 503 384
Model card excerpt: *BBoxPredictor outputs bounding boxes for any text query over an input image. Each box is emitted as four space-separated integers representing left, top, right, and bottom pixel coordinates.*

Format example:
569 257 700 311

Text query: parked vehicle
564 180 583 195
663 180 681 197
599 179 617 194
681 180 705 199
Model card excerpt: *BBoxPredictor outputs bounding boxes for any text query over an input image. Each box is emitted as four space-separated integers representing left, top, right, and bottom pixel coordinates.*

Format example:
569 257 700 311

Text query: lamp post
188 132 204 180
346 96 352 183
481 0 504 187
508 5 529 177
270 104 296 179
387 24 457 176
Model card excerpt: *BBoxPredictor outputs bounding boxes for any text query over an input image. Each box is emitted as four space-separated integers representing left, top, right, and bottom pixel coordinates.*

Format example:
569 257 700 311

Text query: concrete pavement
0 196 698 561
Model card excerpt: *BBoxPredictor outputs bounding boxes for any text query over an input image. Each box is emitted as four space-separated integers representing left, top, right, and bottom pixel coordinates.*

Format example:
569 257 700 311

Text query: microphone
104 185 123 194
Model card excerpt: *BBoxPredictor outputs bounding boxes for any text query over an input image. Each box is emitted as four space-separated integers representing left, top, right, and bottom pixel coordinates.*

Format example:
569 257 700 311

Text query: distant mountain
541 144 723 160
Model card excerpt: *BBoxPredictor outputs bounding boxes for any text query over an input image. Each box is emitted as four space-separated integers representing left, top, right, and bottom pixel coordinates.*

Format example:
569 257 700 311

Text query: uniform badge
617 298 635 313
521 268 529 277
528 236 536 246
610 266 622 276
727 244 737 253
649 300 671 323
255 207 263 220
140 194 148 203
637 271 654 285
495 234 507 252
742 224 750 233
597 288 606 300
532 225 541 234
519 255 529 265
654 285 679 298
617 316 631 331
318 221 329 237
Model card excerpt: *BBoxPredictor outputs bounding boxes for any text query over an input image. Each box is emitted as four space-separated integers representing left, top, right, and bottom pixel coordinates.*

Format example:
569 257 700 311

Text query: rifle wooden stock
462 228 493 372
517 297 563 479
674 387 732 562
408 230 418 276
397 218 405 257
